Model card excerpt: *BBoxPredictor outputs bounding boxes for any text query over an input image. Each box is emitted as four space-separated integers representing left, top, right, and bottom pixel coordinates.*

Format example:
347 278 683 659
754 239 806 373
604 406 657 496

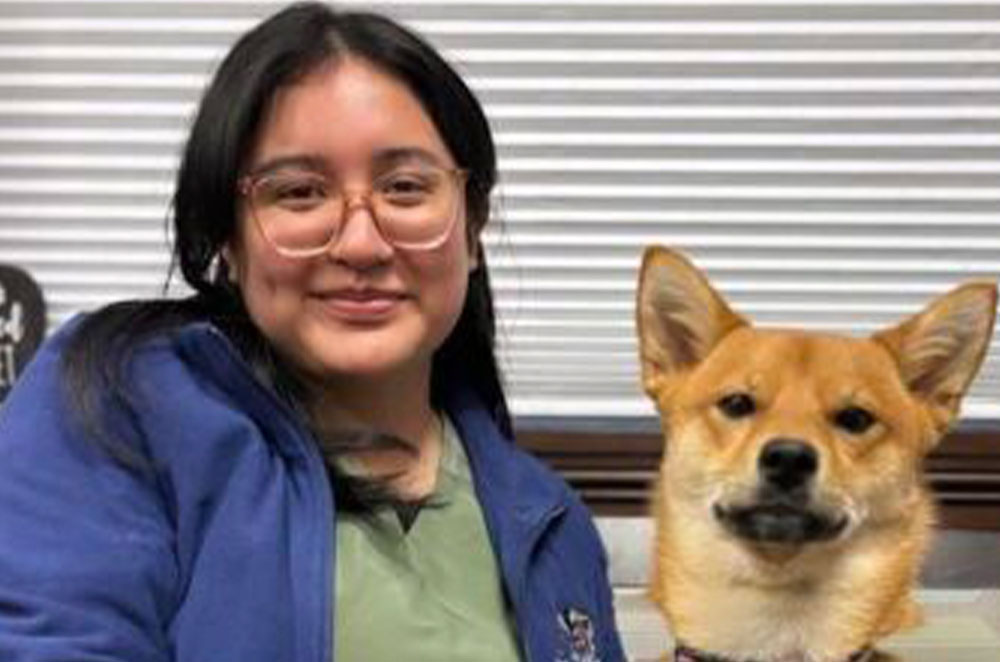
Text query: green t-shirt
333 416 522 662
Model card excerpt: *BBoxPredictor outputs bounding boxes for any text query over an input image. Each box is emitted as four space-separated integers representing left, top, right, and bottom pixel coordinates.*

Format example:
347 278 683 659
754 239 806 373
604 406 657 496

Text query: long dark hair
62 2 509 510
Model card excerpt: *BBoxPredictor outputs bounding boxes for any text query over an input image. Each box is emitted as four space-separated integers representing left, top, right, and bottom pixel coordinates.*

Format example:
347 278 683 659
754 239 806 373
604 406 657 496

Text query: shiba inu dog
635 246 997 662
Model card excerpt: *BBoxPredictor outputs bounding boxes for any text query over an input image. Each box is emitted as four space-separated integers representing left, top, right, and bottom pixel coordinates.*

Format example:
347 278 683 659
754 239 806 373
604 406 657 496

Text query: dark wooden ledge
514 418 1000 530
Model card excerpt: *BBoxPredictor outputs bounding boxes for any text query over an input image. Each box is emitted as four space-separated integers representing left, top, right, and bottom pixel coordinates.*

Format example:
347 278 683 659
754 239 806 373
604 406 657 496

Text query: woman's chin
295 326 433 384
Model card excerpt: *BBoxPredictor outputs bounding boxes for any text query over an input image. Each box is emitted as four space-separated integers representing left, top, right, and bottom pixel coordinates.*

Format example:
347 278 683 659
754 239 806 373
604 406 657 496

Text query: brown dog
635 246 997 662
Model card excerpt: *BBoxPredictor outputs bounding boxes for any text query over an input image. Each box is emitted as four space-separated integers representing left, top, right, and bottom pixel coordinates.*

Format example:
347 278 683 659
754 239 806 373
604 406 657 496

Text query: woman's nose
327 200 394 269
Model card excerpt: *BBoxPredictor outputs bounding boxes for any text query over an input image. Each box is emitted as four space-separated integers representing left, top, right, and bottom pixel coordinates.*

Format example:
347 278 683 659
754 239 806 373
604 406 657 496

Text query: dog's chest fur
667 584 851 661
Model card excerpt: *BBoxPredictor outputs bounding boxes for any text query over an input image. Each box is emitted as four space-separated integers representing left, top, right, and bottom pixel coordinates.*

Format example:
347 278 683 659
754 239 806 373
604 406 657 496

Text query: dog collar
674 643 876 662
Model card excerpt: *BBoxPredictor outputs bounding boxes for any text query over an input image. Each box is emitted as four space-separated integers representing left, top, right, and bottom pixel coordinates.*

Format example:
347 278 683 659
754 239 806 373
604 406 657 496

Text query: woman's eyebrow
246 154 327 178
247 148 447 179
372 147 446 169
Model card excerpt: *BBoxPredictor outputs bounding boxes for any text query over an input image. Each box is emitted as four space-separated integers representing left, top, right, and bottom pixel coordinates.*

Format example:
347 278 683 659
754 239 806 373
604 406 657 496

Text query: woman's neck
307 363 443 500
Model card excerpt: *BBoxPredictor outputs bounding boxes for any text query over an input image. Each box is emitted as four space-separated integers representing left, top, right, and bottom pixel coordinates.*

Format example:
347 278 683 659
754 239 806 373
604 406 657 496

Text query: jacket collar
443 381 568 598
443 382 567 529
176 321 569 518
176 321 569 549
173 322 312 462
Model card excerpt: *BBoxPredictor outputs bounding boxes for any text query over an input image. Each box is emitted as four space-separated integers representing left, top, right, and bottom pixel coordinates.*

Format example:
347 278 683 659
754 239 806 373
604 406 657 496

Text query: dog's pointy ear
636 246 748 396
873 281 997 432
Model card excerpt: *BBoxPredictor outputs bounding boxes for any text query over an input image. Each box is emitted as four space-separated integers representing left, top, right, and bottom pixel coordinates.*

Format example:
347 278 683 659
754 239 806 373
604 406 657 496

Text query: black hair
62 2 509 511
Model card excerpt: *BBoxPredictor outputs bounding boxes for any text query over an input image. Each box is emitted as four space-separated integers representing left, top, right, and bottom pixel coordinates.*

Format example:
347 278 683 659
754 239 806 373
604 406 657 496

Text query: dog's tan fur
636 246 997 662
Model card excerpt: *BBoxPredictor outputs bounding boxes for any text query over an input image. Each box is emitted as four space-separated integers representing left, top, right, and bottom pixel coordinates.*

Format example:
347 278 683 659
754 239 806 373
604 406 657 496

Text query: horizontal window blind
0 0 998 420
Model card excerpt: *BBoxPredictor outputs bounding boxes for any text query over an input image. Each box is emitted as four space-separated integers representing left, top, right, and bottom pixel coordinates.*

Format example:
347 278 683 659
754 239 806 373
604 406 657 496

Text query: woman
0 3 625 662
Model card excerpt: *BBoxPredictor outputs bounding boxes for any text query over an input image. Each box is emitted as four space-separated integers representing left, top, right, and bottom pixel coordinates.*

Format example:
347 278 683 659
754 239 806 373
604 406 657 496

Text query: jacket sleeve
0 333 176 662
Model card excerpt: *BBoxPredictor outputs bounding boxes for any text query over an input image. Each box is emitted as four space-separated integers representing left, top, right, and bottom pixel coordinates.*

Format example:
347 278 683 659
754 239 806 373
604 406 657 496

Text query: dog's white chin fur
659 505 883 661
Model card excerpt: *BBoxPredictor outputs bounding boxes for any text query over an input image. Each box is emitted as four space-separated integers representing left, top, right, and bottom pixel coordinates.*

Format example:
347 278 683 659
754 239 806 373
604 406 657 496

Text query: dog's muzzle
713 500 848 544
713 438 848 544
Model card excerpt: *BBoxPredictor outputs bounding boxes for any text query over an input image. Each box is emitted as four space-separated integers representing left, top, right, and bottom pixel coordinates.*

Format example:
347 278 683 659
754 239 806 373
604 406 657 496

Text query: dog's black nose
758 439 818 492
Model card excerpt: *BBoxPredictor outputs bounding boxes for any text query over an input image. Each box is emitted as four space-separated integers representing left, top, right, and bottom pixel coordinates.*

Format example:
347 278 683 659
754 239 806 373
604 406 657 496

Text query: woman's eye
833 406 877 434
717 392 756 419
278 181 325 202
261 177 328 208
379 173 436 202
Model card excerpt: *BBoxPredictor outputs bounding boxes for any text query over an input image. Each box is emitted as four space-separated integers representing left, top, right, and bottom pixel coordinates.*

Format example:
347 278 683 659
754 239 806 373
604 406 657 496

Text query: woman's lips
314 289 407 322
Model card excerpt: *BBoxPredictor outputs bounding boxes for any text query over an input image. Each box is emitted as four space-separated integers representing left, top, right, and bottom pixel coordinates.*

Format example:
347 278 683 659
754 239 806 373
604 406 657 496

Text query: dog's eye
833 406 877 434
717 392 756 419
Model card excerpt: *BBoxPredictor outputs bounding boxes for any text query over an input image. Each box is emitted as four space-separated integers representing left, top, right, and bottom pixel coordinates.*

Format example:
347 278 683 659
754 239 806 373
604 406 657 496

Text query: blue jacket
0 320 625 662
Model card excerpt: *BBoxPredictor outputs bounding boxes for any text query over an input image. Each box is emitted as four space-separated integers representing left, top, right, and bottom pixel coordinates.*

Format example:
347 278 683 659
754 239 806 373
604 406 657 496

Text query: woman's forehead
249 58 453 173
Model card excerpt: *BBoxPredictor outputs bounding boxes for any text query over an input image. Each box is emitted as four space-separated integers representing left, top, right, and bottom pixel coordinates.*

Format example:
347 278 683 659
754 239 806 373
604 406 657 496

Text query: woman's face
227 58 476 388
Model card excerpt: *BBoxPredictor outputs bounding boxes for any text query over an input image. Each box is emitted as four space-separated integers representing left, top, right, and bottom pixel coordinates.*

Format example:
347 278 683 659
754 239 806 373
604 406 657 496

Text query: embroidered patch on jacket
556 607 602 662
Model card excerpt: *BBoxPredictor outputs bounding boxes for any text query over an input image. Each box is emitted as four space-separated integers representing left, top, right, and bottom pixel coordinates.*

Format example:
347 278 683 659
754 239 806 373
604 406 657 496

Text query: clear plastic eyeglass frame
237 167 468 258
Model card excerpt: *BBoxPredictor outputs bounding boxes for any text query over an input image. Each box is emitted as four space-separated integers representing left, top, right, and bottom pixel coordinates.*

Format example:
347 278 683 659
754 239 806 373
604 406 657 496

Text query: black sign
0 264 46 402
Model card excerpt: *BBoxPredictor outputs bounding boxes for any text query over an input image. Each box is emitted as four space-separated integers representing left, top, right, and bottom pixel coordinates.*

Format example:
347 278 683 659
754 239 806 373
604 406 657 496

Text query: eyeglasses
238 164 467 258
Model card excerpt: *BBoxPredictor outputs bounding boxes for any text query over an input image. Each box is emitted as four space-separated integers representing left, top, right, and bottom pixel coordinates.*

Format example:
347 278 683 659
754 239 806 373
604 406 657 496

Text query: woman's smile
313 287 409 323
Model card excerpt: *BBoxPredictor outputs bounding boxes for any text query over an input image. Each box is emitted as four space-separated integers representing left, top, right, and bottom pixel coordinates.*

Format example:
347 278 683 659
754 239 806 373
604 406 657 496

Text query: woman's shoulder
5 300 256 442
3 300 303 477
